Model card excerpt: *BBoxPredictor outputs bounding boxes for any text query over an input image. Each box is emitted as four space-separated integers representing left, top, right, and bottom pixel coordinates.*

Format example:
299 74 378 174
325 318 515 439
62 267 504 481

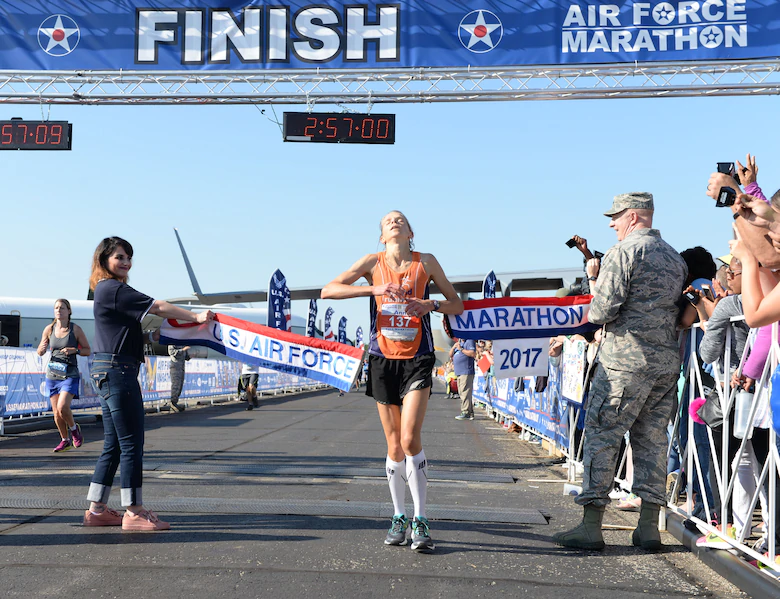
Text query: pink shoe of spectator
83 508 123 527
122 510 171 531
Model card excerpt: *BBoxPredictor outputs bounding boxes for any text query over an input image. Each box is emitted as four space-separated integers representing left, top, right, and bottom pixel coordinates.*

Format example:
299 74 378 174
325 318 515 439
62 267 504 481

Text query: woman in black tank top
36 299 91 453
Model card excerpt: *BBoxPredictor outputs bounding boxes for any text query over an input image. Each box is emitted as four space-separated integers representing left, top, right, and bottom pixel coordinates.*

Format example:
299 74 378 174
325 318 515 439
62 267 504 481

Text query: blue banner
483 270 497 299
0 347 319 417
306 298 317 338
472 366 570 449
355 326 363 348
324 307 335 341
268 268 291 331
0 2 775 71
338 316 347 345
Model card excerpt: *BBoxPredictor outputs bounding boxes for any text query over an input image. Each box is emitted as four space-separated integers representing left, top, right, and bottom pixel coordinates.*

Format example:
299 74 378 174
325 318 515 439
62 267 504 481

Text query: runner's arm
321 254 393 299
418 254 464 315
74 324 92 356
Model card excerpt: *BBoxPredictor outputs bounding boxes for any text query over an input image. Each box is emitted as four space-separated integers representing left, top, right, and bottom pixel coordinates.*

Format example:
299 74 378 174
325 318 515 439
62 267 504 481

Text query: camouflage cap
604 192 654 216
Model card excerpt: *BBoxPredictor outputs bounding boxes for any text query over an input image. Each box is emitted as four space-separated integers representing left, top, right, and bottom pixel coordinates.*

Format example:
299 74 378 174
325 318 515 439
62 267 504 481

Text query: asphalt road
0 385 750 599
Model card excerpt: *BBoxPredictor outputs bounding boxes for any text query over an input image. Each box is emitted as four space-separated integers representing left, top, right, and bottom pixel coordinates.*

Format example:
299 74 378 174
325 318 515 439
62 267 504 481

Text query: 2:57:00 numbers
304 116 392 140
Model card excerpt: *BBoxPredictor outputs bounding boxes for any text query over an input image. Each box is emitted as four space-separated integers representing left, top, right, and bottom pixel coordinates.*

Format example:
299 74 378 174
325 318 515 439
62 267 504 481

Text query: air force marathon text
135 1 750 65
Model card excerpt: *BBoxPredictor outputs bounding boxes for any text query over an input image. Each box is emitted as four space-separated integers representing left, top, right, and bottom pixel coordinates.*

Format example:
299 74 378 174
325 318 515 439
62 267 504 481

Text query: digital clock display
283 112 395 145
0 120 72 150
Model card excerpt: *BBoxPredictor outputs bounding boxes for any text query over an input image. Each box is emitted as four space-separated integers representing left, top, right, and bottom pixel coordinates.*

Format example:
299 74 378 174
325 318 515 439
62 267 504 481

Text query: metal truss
0 59 779 104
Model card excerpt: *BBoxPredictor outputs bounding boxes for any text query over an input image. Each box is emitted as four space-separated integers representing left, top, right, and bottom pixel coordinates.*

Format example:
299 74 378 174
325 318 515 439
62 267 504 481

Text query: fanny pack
46 360 69 380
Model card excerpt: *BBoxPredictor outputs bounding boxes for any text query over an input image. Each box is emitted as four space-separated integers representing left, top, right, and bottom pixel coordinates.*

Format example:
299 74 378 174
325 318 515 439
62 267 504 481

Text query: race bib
379 302 419 342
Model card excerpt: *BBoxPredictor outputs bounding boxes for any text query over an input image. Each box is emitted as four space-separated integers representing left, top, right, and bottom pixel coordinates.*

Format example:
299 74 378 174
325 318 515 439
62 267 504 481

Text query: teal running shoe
384 514 409 546
410 516 435 553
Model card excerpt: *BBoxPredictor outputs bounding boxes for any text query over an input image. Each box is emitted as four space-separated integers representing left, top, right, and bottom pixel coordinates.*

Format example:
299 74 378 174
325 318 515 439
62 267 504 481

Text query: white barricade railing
665 317 779 573
447 316 780 577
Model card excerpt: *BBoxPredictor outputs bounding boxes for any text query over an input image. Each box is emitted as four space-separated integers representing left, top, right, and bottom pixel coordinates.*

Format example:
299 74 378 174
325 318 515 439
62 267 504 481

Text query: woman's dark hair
89 237 133 291
680 246 716 284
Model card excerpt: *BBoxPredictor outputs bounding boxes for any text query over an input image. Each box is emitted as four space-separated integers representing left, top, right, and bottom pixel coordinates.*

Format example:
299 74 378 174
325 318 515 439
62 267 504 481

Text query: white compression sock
406 450 428 519
386 456 407 516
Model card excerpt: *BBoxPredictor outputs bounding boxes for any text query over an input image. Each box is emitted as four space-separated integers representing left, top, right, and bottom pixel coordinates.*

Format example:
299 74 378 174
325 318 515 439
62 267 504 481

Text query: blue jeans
86 353 145 507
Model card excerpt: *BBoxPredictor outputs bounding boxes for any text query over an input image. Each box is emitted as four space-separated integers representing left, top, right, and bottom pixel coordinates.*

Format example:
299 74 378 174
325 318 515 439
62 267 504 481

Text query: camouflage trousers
170 360 185 403
575 364 678 508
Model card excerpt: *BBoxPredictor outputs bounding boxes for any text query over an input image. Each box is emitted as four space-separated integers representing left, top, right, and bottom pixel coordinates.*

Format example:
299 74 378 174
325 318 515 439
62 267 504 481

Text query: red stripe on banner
461 295 593 310
166 314 364 360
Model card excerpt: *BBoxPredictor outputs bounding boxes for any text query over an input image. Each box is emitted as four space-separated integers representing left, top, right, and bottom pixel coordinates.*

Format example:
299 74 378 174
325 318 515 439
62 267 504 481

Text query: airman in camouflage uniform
553 192 687 551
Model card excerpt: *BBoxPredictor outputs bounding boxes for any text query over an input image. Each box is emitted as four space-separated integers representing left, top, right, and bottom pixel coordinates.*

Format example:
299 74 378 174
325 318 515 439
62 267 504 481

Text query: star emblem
38 15 80 56
458 10 503 54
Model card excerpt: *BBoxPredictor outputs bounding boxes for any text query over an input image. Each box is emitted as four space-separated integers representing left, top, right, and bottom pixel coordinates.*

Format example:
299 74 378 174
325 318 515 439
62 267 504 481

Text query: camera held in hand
684 290 700 305
715 162 741 208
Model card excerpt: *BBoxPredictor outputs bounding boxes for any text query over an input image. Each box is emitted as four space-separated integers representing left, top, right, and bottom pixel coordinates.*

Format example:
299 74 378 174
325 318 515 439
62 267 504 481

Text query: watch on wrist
432 299 441 312
588 276 598 281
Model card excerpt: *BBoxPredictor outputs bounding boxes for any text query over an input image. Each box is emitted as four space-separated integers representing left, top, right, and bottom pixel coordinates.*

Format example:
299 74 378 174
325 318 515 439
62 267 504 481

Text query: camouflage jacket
590 228 687 374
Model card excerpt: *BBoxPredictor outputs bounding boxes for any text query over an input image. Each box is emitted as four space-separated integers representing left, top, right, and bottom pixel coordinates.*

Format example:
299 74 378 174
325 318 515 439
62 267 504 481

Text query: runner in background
37 299 91 453
322 210 463 553
241 362 259 411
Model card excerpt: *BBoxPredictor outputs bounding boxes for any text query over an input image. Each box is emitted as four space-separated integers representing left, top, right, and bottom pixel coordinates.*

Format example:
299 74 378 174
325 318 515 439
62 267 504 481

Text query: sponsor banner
338 316 347 344
0 348 316 417
473 364 569 449
483 270 498 299
492 338 550 379
355 326 363 348
160 313 362 391
561 338 588 405
445 296 598 341
306 299 317 338
323 307 335 342
268 268 291 331
0 2 774 72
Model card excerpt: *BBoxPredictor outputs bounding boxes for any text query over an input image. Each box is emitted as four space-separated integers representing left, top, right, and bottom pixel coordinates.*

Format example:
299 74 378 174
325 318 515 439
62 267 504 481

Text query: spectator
36 299 91 452
241 362 259 410
450 338 476 421
83 236 213 531
553 192 687 552
167 345 190 413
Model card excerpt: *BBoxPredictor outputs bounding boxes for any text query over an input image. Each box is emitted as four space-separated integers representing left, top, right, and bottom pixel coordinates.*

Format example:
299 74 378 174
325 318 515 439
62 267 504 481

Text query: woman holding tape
322 210 463 553
83 236 214 531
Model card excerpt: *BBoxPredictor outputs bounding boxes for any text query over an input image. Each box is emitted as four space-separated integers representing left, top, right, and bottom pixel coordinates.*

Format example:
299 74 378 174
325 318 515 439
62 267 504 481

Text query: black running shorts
366 352 436 406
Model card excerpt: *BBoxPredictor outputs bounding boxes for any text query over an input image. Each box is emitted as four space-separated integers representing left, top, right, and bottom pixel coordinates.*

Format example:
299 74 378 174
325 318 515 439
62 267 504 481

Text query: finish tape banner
0 1 776 71
445 296 598 341
160 313 363 391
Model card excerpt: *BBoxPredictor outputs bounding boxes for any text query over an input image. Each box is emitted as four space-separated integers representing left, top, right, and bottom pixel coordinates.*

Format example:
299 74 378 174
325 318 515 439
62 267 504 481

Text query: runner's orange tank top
369 251 434 360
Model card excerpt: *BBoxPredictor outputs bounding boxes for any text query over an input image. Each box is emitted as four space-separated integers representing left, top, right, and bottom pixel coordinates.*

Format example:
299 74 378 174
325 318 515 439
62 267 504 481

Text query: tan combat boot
552 504 606 550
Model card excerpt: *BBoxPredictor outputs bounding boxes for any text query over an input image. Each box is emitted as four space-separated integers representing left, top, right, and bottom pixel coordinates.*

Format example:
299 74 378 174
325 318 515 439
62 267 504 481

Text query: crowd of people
28 189 780 573
539 157 780 569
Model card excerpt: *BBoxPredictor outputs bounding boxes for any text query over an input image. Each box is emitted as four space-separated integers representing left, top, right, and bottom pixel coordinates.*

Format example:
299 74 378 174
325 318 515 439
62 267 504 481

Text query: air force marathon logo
459 10 503 54
38 14 80 56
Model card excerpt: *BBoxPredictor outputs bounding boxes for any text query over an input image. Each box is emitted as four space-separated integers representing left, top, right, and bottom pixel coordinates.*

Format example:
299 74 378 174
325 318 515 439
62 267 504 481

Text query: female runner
37 299 91 452
83 236 214 531
322 211 463 553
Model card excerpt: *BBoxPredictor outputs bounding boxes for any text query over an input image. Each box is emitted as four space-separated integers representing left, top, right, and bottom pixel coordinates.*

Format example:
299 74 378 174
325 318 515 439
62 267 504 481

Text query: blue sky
3 94 778 337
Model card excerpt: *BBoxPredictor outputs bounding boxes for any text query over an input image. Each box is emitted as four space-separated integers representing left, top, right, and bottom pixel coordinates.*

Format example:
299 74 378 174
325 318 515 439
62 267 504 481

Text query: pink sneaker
83 508 123 527
71 424 84 448
122 510 171 531
53 439 72 453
